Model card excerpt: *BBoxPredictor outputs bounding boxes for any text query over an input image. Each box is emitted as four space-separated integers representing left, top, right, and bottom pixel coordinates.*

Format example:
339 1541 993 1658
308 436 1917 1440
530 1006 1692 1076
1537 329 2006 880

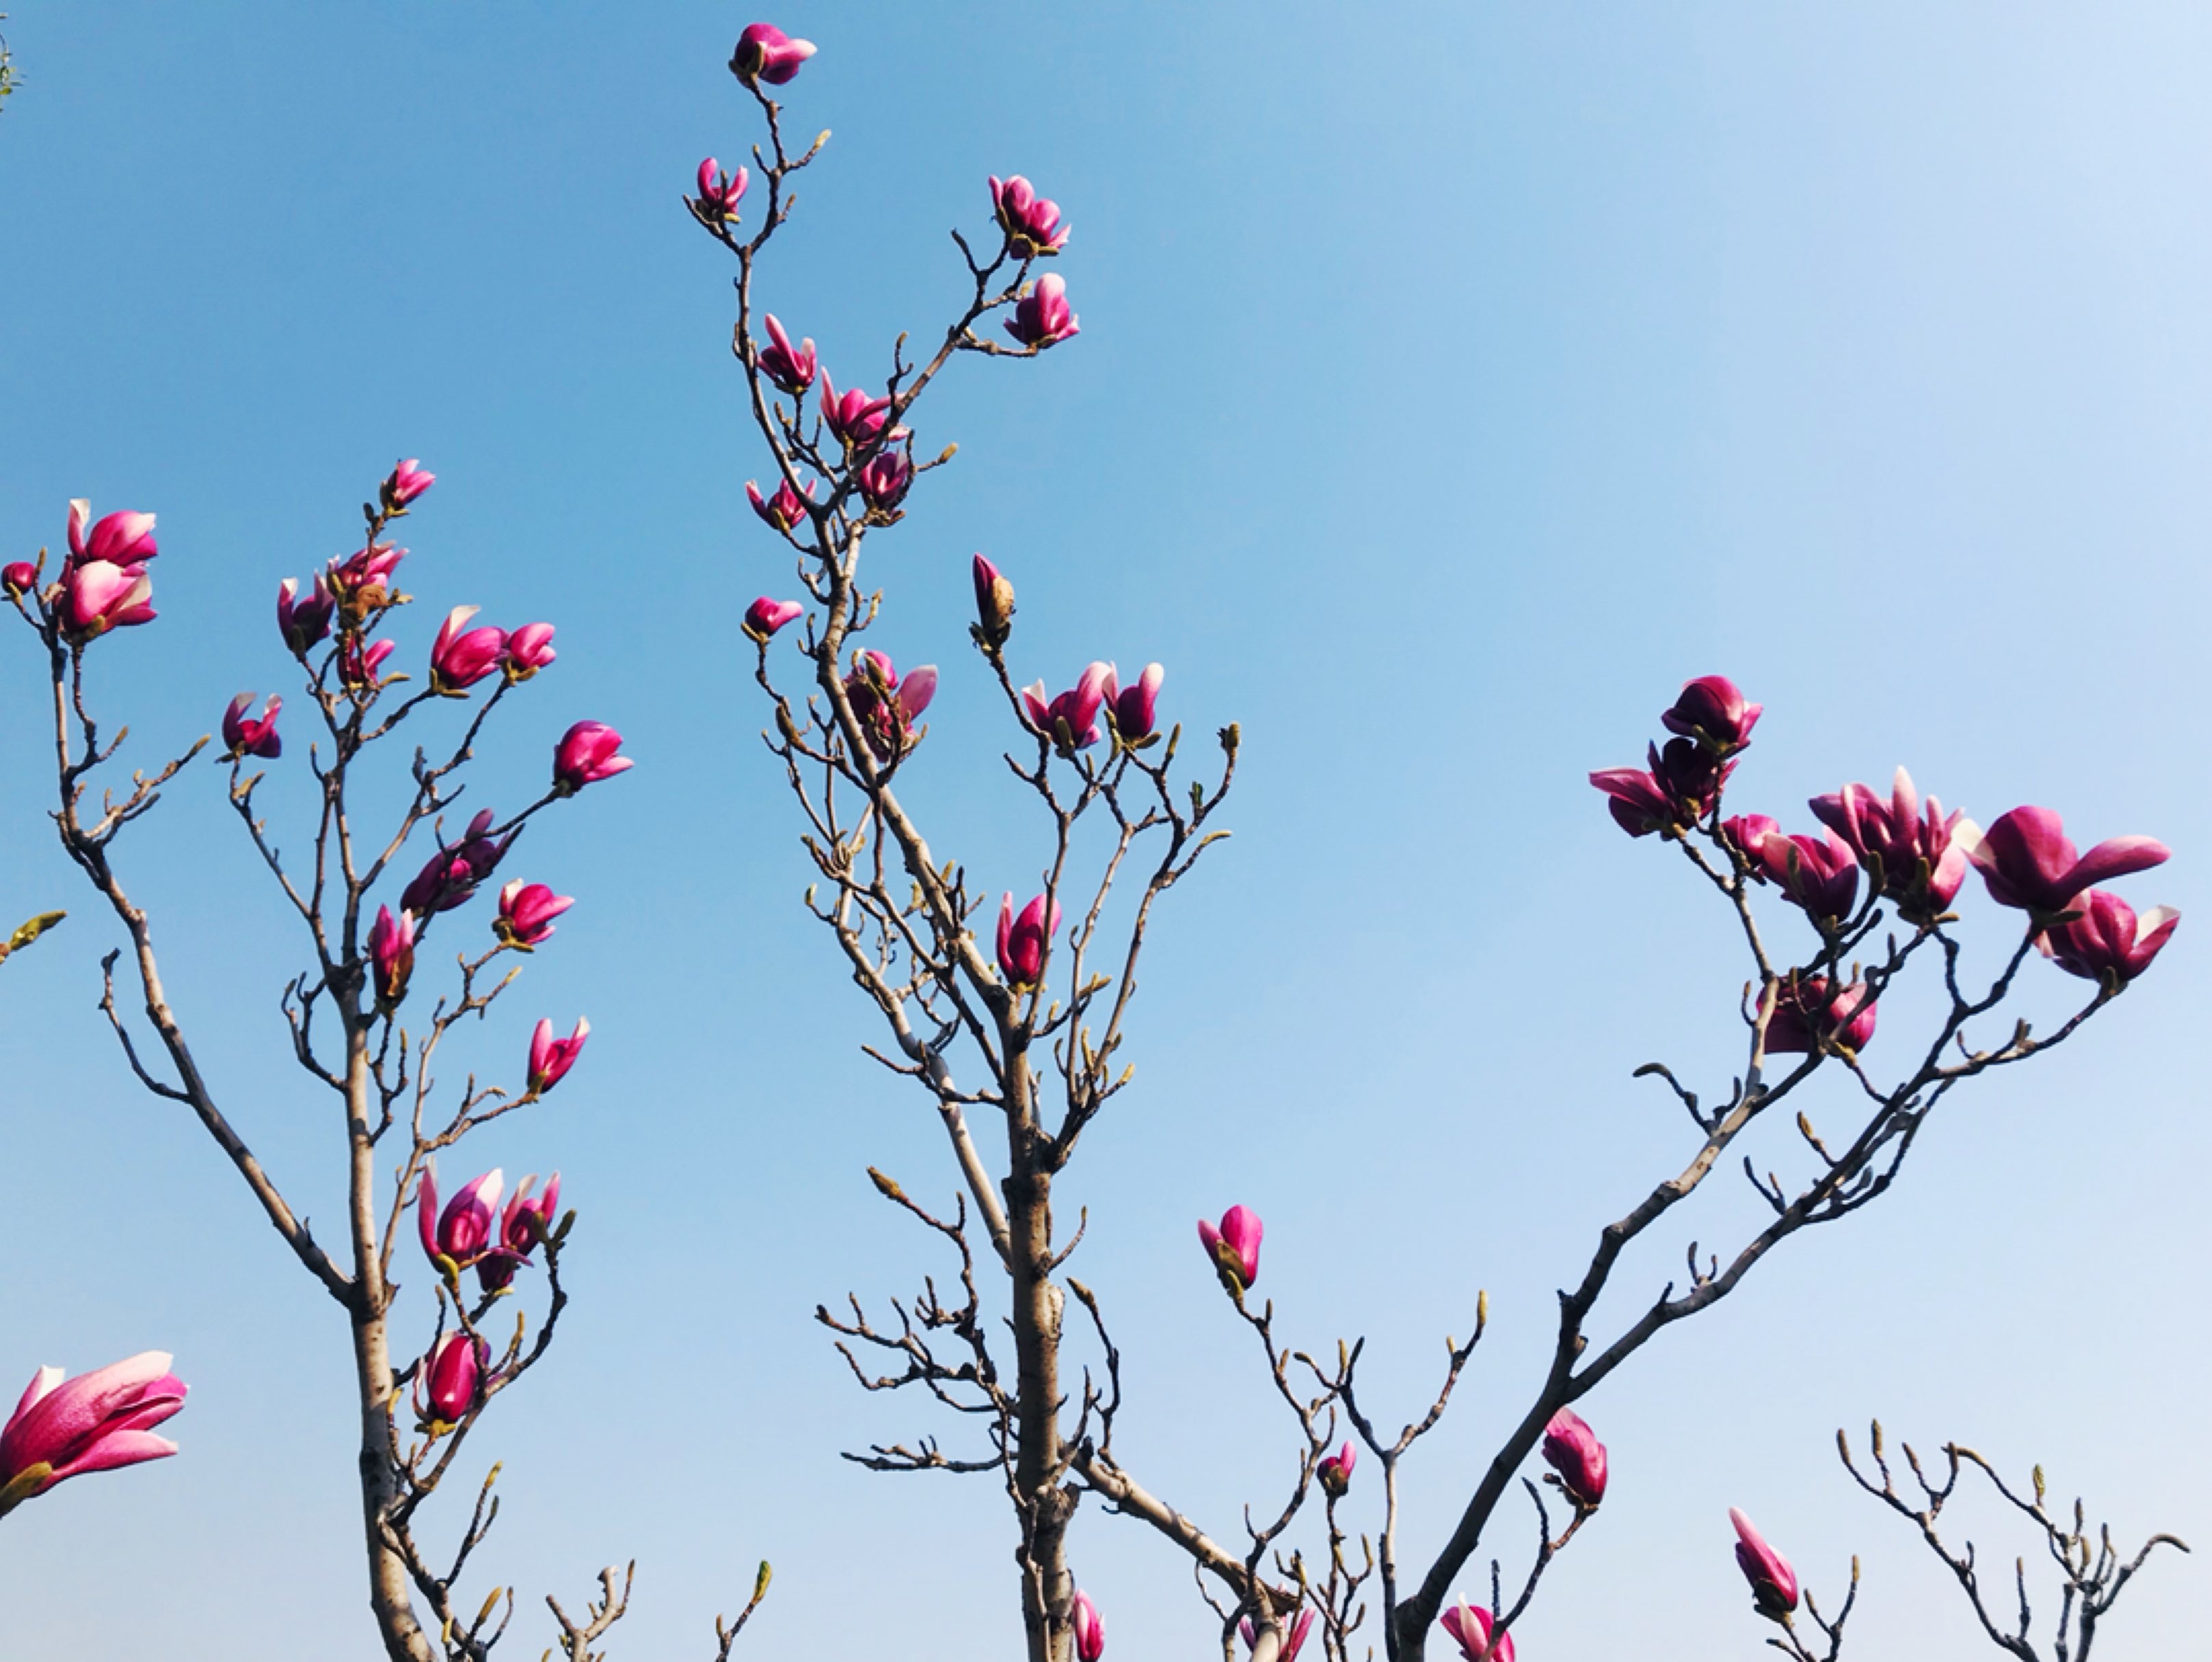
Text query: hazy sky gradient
1 5 2207 1657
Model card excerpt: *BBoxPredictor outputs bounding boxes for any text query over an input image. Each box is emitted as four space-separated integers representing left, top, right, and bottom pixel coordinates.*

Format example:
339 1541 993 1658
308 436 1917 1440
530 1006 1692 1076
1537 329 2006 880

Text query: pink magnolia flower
340 633 399 689
820 373 895 449
1198 1204 1263 1291
695 157 749 220
414 1332 484 1429
529 1016 589 1094
0 1353 187 1517
429 605 508 694
858 445 914 512
61 559 155 638
1591 739 1733 836
417 1163 505 1271
1720 813 1781 867
1006 272 1080 348
401 809 514 914
730 21 817 85
843 651 937 760
552 722 633 794
990 174 1070 258
1439 1600 1515 1662
996 892 1061 987
66 498 158 567
278 575 337 652
1967 806 2170 917
1104 662 1164 743
1240 1611 1315 1660
1661 674 1761 754
1763 975 1877 1056
758 314 818 394
505 622 557 680
326 542 405 611
1731 1507 1800 1615
1759 828 1861 926
747 474 818 533
1022 662 1113 753
743 596 805 642
369 905 416 1006
1809 767 1978 922
973 553 1015 646
496 880 574 949
382 458 435 511
222 693 282 760
1542 1407 1607 1507
477 1172 563 1292
1071 1590 1105 1661
1317 1440 1357 1497
2039 890 2180 988
3 560 38 597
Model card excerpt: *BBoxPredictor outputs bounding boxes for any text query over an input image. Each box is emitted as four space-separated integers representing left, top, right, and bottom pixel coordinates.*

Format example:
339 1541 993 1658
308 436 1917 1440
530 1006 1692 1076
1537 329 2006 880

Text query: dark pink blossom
1809 767 1977 921
1759 829 1861 925
1198 1204 1263 1291
400 809 514 914
0 1353 187 1518
340 634 398 689
221 693 282 760
1439 1601 1515 1662
821 373 895 449
972 554 1015 646
747 474 818 533
843 652 937 760
743 597 805 642
1317 1440 1356 1497
528 1016 589 1094
552 722 633 793
1240 1611 1314 1661
496 880 573 949
417 1163 504 1272
757 315 817 395
477 1172 562 1293
695 157 749 220
326 542 405 611
1661 674 1761 754
1967 806 2170 917
382 459 434 511
1104 662 1163 743
996 892 1060 987
505 622 557 680
1542 1407 1607 1507
990 174 1070 258
61 560 155 638
1022 662 1113 753
369 905 416 1007
730 22 816 86
66 498 157 567
1764 975 1876 1056
1006 273 1080 348
1731 1508 1799 1615
414 1332 483 1429
429 605 507 694
1071 1590 1104 1661
858 446 914 512
2039 890 2179 988
278 576 336 652
2 561 38 598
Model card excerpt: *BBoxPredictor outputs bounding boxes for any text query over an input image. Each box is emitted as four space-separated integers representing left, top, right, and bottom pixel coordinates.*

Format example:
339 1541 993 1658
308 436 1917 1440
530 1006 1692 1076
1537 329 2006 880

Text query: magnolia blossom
1661 674 1761 754
61 559 155 638
1022 662 1113 752
529 1016 590 1094
1591 737 1733 836
1104 662 1163 743
743 597 805 642
327 542 405 611
1439 1600 1515 1662
414 1332 484 1428
369 906 415 1006
66 498 158 567
1541 1407 1607 1507
844 651 937 759
1006 272 1080 348
757 314 818 393
1720 812 1780 867
1759 828 1861 925
0 1353 187 1518
820 373 895 449
430 605 507 693
695 157 749 219
1809 767 1977 921
1731 1508 1800 1615
1070 1590 1105 1661
858 446 914 512
477 1173 563 1293
1240 1611 1314 1660
506 622 557 679
553 722 633 794
222 693 282 760
747 474 818 533
1967 806 2170 916
972 553 1015 646
1198 1204 1263 1291
383 458 435 510
2039 890 2179 987
996 893 1060 987
2 561 38 597
278 575 336 652
990 174 1070 257
1763 974 1877 1055
730 21 816 85
340 633 399 689
496 880 574 949
1317 1440 1357 1497
418 1163 505 1272
399 809 514 914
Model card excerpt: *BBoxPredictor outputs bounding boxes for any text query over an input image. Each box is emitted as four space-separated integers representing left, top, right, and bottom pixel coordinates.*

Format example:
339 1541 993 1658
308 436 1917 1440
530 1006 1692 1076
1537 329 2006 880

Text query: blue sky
1 4 2207 1657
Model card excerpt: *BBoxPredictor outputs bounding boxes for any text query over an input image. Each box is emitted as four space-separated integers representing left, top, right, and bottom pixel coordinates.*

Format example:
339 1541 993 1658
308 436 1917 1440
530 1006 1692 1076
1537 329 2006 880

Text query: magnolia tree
1 18 2191 1662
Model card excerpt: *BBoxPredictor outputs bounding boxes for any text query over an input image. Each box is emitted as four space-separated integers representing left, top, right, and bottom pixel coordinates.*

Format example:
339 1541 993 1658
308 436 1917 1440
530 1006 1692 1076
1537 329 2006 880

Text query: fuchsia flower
1661 674 1761 754
1439 1600 1515 1662
496 880 574 949
222 693 282 760
858 445 914 512
400 808 515 914
843 652 937 760
418 1163 505 1272
695 157 749 220
505 622 557 680
1763 975 1877 1056
1022 662 1114 753
3 561 38 597
61 559 156 639
1104 662 1164 743
1731 1508 1799 1615
369 905 416 1006
1541 1408 1607 1507
1809 767 1978 922
382 459 435 511
66 498 158 567
327 542 405 611
1198 1204 1263 1291
996 893 1060 987
429 605 508 694
1967 806 2170 918
0 1352 187 1518
820 373 895 449
1317 1440 1357 1497
1006 272 1080 348
973 554 1015 646
1070 1590 1105 1661
1591 739 1733 836
1240 1611 1315 1660
340 634 399 689
1720 813 1780 867
757 315 817 394
414 1332 484 1429
529 1016 590 1093
743 597 805 642
552 722 633 794
476 1173 563 1293
2039 891 2180 988
730 21 817 85
990 174 1070 258
747 474 818 533
1759 828 1861 927
278 575 337 652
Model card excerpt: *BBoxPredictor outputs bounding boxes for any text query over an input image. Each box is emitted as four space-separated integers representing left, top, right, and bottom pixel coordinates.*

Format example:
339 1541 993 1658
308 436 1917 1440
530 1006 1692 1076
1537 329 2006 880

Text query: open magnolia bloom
0 1353 187 1518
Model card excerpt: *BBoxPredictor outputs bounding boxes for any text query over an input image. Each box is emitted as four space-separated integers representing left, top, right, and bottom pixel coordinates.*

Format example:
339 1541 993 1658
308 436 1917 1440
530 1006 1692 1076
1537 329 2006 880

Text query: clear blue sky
2 4 2206 1657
